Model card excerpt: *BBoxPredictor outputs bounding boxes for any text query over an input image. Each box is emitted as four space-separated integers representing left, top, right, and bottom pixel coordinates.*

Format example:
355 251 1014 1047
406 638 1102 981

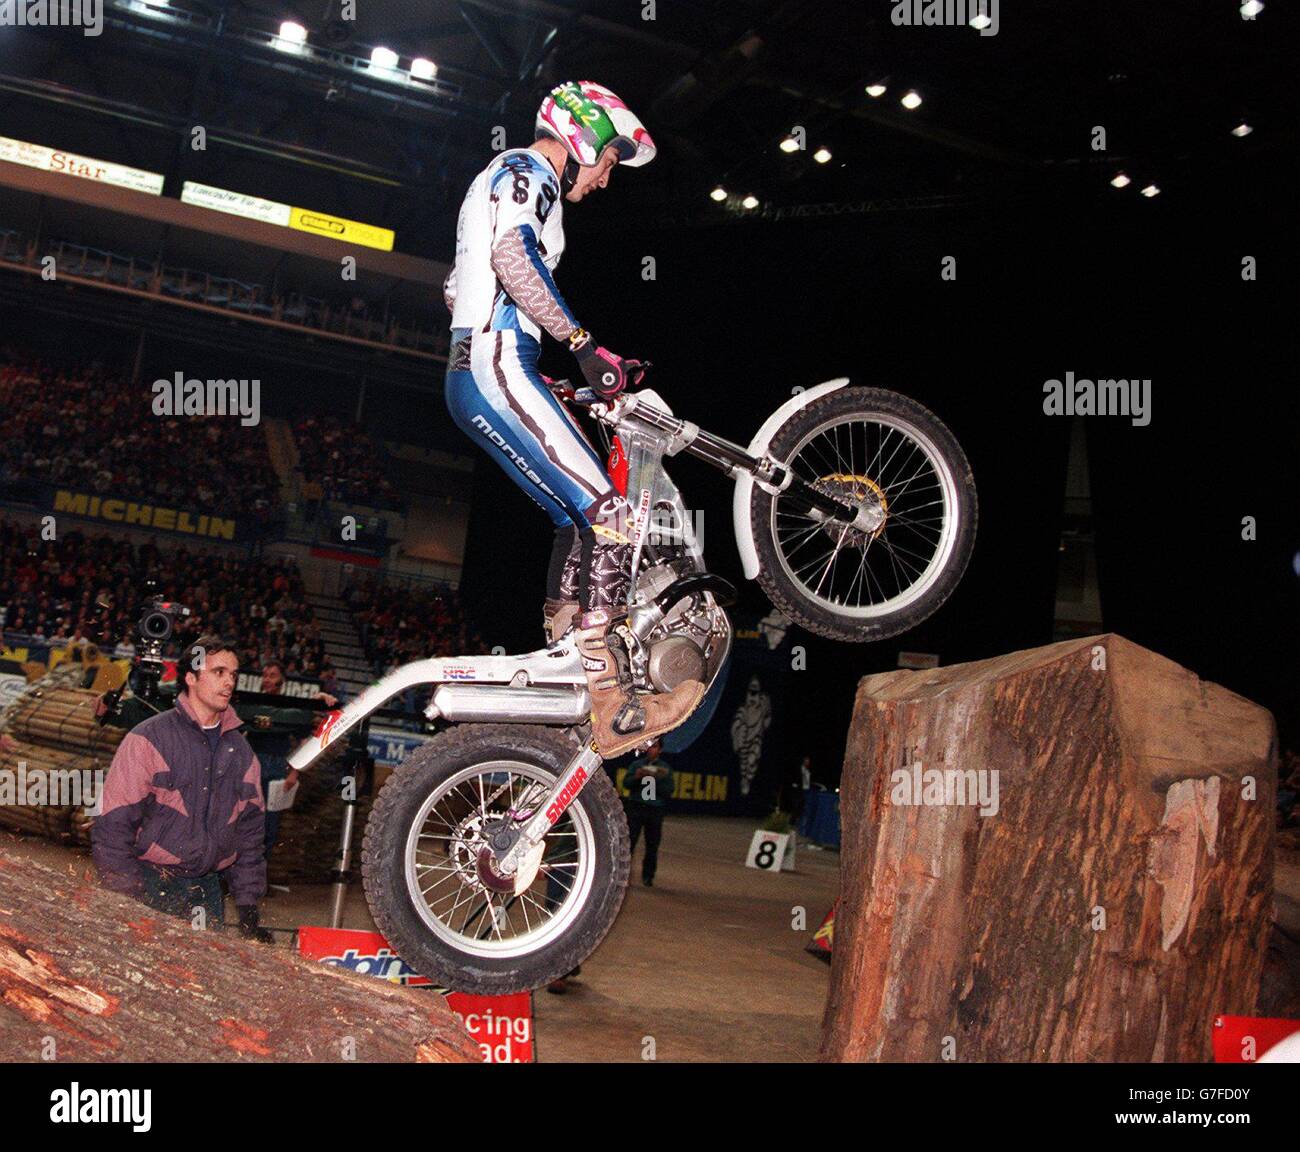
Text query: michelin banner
644 610 795 816
47 487 242 541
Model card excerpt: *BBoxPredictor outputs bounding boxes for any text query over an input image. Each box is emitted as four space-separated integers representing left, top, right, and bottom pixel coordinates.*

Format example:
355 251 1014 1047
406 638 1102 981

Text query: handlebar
544 359 652 407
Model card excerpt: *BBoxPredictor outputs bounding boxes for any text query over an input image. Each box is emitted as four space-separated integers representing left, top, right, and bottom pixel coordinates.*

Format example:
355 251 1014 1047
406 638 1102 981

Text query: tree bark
822 634 1276 1063
0 846 479 1063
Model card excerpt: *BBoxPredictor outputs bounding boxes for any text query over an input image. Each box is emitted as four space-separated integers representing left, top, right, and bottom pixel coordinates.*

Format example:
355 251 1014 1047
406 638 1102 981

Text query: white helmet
535 80 657 170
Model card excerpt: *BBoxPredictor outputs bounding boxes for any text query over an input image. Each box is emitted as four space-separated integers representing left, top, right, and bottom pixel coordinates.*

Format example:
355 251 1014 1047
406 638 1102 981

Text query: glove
569 329 641 399
237 904 274 945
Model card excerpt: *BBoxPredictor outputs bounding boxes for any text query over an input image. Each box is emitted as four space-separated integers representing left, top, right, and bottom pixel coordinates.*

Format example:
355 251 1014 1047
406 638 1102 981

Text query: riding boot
575 609 705 759
545 526 583 646
542 597 580 645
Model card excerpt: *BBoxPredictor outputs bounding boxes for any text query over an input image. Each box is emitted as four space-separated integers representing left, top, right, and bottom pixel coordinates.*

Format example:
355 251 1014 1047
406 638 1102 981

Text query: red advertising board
297 926 535 1063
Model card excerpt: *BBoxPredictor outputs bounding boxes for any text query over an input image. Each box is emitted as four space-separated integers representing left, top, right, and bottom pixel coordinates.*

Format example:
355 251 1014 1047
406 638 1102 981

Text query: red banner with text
297 926 534 1063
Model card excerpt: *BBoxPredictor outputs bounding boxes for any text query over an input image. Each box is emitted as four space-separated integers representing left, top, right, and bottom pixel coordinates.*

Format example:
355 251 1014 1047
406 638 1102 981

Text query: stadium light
969 13 992 30
710 186 727 202
1110 172 1131 188
901 90 923 110
410 58 437 81
1240 2 1263 16
1231 122 1253 137
866 83 887 98
276 21 307 54
370 46 400 72
813 147 832 164
125 0 172 17
741 194 759 210
1140 184 1160 198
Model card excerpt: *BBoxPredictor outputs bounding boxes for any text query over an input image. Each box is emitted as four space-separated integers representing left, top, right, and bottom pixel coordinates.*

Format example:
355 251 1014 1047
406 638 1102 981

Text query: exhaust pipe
428 684 590 724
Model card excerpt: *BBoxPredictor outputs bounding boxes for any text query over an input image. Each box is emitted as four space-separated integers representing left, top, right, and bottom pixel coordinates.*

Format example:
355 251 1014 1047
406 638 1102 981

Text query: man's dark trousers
140 867 225 925
625 804 664 884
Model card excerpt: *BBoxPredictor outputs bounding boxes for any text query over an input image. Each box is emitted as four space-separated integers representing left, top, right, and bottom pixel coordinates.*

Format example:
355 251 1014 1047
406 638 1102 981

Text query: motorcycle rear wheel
361 724 629 995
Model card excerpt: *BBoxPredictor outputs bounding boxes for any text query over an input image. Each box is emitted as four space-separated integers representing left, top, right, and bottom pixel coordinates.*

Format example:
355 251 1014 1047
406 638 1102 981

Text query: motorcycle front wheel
361 724 630 995
750 386 977 643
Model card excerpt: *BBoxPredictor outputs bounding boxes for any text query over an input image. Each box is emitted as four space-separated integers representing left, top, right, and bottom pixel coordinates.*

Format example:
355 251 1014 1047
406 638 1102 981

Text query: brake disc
814 472 888 546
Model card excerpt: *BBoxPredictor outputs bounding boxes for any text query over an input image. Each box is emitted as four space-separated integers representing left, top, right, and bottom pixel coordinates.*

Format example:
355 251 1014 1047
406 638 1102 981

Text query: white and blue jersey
445 148 577 343
442 146 632 612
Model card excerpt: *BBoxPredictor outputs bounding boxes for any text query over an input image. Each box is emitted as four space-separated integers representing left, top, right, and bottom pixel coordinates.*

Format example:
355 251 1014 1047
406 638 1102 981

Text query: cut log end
822 634 1276 1063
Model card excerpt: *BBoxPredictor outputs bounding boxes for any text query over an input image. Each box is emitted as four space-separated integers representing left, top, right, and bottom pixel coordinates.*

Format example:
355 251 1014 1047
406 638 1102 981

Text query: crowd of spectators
0 345 483 693
0 348 278 520
0 517 330 680
291 414 403 512
343 575 484 675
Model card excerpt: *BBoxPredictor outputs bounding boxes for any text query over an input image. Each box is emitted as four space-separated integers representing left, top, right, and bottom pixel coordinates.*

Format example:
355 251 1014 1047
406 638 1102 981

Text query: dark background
460 153 1298 780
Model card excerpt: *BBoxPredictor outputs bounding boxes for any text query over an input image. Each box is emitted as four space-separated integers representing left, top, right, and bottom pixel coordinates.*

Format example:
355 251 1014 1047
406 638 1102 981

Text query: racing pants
446 327 631 613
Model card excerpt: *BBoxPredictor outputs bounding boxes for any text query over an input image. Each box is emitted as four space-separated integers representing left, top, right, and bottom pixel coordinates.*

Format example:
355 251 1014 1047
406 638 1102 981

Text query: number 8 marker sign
745 830 794 872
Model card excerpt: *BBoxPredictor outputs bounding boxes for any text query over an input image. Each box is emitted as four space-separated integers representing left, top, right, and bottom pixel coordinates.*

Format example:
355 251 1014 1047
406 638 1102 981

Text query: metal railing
2 228 448 358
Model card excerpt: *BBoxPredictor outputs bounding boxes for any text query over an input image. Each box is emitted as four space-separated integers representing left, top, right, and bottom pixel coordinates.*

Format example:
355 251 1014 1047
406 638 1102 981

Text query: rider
442 80 704 758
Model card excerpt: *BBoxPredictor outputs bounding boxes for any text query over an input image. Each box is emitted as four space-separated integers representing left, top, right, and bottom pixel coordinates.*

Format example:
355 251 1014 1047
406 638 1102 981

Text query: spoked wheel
751 386 977 643
361 724 629 995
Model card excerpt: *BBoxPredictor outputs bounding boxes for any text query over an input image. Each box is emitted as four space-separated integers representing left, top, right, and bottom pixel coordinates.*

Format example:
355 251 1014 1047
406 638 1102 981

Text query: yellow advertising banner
288 207 395 252
51 489 238 541
180 181 396 251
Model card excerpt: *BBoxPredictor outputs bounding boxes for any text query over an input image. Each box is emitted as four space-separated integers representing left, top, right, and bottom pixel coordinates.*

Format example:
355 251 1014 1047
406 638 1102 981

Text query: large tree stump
0 845 479 1062
822 634 1275 1063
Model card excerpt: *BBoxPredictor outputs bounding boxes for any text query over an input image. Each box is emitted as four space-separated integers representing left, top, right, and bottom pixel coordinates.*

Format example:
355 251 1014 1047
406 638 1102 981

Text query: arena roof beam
749 77 1038 169
456 1 519 80
456 0 700 61
0 74 417 185
95 2 512 109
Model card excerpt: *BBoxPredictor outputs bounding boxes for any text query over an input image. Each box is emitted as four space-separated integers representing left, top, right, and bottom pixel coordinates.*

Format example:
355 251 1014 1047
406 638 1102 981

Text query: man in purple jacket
92 633 272 942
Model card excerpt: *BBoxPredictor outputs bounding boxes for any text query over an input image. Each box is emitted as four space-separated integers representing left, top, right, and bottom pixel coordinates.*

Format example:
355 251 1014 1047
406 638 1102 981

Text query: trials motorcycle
289 374 977 994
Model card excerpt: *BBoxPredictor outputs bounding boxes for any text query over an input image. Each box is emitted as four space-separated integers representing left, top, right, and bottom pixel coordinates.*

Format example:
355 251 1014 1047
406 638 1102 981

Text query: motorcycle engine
647 635 707 691
634 561 712 692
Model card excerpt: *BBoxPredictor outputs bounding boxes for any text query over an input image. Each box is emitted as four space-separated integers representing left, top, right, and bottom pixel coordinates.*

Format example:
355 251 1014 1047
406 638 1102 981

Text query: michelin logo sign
368 727 429 768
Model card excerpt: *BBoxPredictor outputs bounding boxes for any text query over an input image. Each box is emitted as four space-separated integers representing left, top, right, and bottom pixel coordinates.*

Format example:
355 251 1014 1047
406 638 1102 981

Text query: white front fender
731 378 849 580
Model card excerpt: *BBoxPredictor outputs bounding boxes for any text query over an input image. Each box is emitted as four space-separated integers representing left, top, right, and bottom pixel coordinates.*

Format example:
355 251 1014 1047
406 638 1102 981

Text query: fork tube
505 742 606 873
621 406 862 523
679 429 860 523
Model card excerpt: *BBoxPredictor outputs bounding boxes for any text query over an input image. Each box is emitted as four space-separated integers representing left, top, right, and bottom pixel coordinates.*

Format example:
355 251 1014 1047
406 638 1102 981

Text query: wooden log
822 634 1275 1063
0 845 480 1062
8 687 120 755
0 737 108 844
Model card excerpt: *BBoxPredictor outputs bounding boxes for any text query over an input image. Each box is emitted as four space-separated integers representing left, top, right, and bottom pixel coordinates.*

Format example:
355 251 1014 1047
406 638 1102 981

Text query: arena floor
4 816 840 1063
